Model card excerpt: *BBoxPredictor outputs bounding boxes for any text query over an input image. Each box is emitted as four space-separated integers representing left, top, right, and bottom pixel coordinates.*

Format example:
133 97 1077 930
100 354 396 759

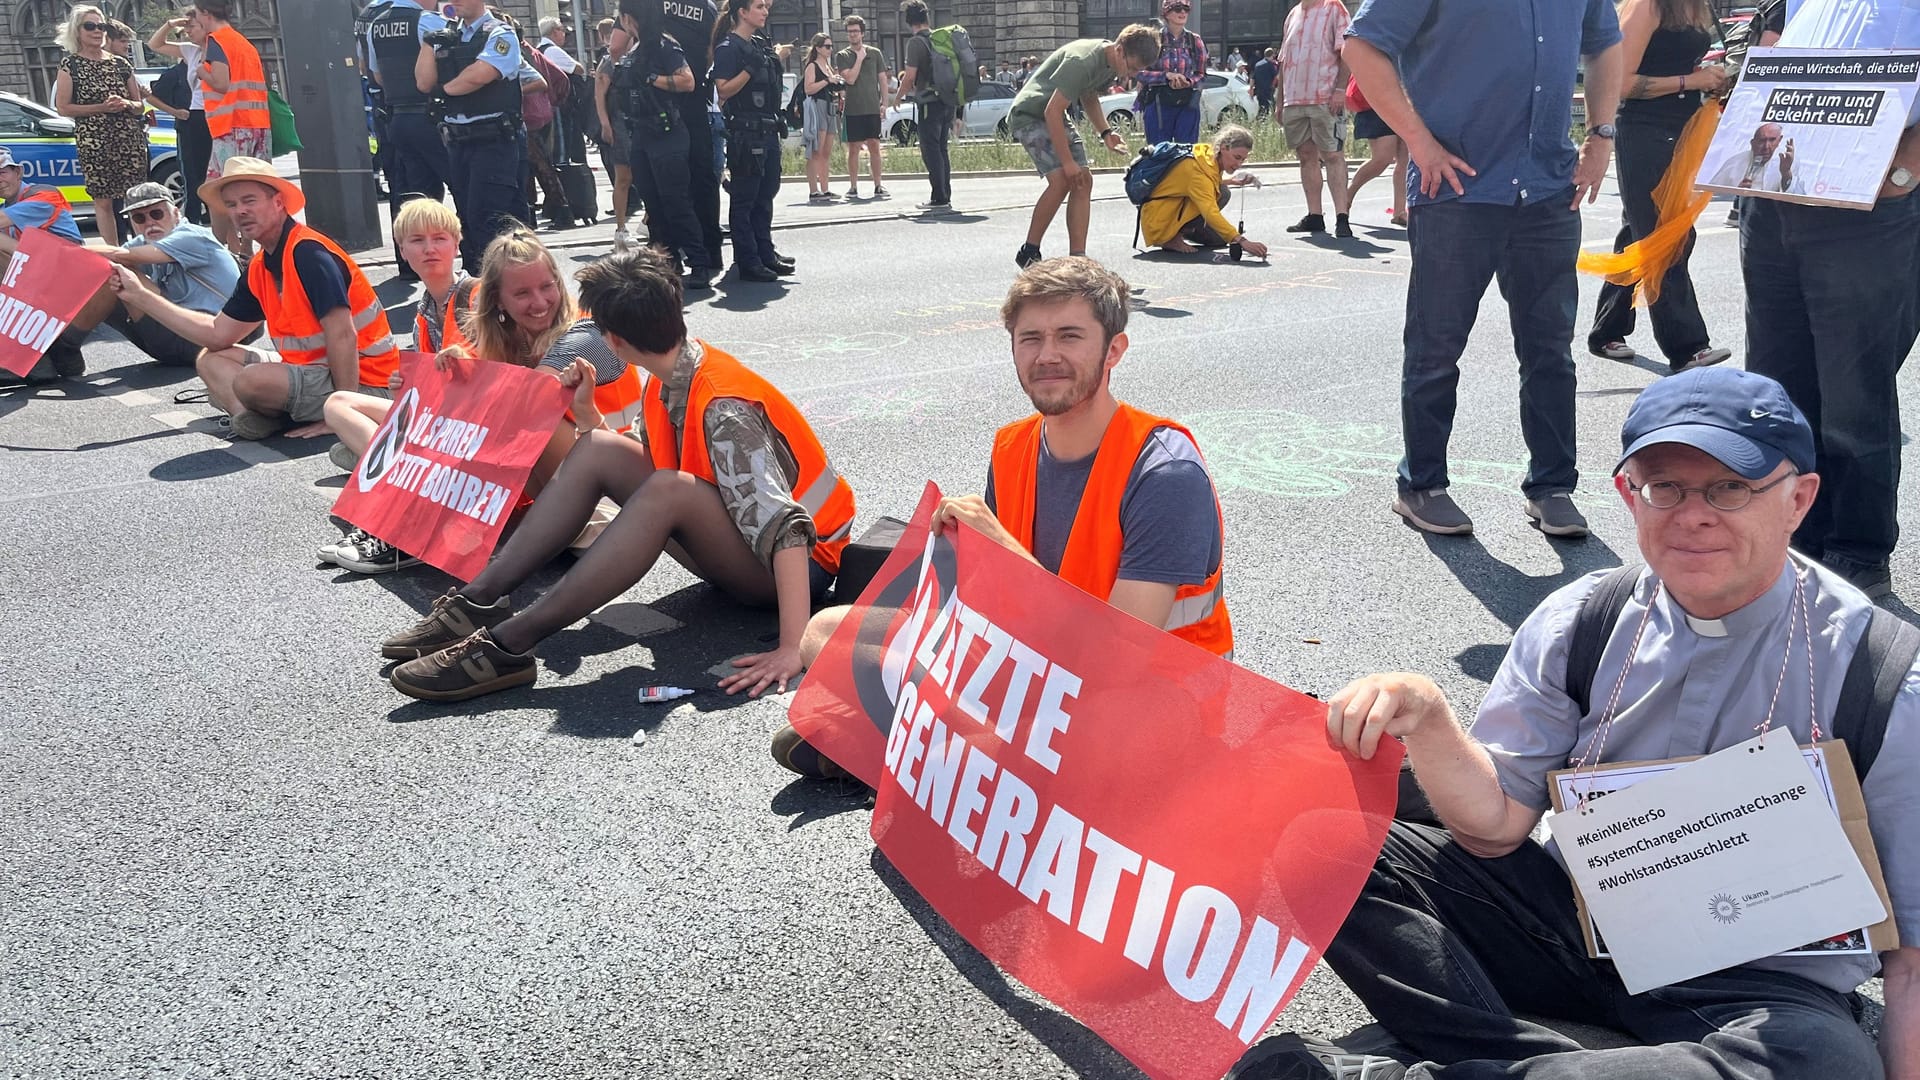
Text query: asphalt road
1 168 1907 1079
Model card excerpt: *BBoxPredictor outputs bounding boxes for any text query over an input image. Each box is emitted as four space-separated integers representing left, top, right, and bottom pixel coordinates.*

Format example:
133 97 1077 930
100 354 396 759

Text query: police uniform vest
622 35 679 133
640 343 856 575
204 25 270 138
368 1 432 110
989 404 1235 658
662 0 717 87
437 21 523 127
721 34 784 128
250 223 401 387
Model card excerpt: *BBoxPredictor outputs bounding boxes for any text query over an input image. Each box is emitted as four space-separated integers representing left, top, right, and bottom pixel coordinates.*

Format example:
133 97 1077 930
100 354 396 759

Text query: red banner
0 229 113 376
332 352 569 581
788 483 1402 1080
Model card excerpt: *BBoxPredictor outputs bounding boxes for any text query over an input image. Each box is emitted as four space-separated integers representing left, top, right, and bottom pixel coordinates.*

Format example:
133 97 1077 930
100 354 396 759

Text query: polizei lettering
877 568 1313 1044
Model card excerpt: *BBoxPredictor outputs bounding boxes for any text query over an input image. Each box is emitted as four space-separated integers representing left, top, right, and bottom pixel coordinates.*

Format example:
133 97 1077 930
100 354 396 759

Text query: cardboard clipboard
1548 739 1898 959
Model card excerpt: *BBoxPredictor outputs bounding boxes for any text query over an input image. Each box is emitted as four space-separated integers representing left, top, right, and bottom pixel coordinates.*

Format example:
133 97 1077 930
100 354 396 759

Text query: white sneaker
318 527 371 565
1675 346 1732 373
612 227 633 253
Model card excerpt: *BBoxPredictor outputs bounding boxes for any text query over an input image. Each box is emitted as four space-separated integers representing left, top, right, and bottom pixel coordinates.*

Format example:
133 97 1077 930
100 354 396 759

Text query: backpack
1124 141 1194 204
927 25 979 107
1567 564 1920 781
153 59 192 111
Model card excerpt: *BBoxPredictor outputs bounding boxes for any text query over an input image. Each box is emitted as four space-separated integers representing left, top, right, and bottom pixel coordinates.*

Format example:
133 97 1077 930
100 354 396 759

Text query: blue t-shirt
984 425 1222 585
1 189 81 242
130 222 237 315
1346 0 1621 206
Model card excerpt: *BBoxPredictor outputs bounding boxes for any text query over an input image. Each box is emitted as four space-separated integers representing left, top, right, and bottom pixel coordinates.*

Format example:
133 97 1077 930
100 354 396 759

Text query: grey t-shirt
129 222 237 315
1474 557 1920 993
985 425 1221 585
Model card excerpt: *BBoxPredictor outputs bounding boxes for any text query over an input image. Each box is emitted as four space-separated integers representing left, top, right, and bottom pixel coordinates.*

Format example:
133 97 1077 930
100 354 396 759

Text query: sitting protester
319 226 641 576
1236 367 1920 1080
1138 125 1268 256
378 249 857 702
110 159 400 440
87 183 243 368
0 146 93 383
771 257 1231 780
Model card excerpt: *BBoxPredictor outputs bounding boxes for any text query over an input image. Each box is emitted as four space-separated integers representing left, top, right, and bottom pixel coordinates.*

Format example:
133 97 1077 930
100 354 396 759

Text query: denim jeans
1307 822 1879 1080
726 128 782 269
918 99 953 204
1743 194 1920 573
446 125 529 274
631 121 711 272
1589 112 1709 365
1400 193 1581 499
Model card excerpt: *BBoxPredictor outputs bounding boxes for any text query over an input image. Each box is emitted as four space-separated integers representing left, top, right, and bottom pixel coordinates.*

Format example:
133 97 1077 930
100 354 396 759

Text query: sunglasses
1165 4 1192 11
81 20 107 31
128 205 171 225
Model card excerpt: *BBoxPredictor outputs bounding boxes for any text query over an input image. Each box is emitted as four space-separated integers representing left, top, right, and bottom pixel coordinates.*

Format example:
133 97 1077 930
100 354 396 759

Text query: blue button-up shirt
443 12 521 124
1346 0 1621 207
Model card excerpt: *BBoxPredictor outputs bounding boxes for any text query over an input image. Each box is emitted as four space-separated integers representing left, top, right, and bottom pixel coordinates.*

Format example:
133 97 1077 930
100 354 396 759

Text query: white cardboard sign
1546 728 1885 993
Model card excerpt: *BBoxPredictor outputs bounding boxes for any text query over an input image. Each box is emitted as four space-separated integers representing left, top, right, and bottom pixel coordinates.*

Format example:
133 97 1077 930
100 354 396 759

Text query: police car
0 91 181 219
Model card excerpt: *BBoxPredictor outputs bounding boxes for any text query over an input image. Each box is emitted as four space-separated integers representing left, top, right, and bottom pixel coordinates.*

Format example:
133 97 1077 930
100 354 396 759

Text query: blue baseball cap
1616 367 1816 480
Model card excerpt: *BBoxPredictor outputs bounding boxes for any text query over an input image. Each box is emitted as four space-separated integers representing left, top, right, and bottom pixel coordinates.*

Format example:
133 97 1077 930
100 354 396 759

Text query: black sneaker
1287 213 1326 234
770 722 853 781
331 533 423 575
1334 213 1353 238
737 263 779 283
49 341 85 377
1015 242 1043 268
1227 1034 1408 1080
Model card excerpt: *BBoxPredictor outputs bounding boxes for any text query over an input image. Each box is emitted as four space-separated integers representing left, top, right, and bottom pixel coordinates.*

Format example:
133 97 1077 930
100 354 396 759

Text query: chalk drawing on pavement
1186 409 1528 500
726 331 914 367
793 385 948 429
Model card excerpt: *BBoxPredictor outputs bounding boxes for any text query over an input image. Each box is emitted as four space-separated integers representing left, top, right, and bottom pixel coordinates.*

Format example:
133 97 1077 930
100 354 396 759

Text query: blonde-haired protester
316 227 640 575
1136 124 1268 257
53 4 150 248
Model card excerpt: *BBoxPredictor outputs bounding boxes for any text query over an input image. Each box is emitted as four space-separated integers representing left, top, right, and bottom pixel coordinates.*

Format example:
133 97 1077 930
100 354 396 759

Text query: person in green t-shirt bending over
1007 26 1162 269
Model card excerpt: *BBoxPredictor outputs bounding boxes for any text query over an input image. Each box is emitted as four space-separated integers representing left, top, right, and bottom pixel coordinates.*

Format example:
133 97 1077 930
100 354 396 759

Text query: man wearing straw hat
111 159 400 440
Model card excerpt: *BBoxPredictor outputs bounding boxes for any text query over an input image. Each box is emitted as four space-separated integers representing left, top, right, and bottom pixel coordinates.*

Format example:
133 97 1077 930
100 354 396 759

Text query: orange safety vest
203 25 271 138
249 222 400 387
640 342 856 574
413 278 476 353
589 364 646 434
990 403 1234 658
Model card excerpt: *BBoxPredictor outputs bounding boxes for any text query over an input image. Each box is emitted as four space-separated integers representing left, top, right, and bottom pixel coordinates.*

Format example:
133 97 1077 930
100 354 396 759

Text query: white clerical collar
1684 613 1730 637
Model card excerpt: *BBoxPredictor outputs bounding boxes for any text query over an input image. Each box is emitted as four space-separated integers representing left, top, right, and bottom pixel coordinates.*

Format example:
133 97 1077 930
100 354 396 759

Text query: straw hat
198 157 305 215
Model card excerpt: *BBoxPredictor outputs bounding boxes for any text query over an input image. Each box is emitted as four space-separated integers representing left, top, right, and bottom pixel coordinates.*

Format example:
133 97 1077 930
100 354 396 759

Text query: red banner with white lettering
786 483 1402 1080
0 228 112 376
332 352 569 581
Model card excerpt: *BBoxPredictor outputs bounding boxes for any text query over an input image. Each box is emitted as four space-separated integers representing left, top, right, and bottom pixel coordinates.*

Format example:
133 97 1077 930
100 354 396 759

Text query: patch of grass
778 113 1380 175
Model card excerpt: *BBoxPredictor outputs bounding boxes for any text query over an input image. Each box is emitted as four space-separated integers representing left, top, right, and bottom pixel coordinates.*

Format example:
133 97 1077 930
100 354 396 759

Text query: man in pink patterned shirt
1280 0 1353 237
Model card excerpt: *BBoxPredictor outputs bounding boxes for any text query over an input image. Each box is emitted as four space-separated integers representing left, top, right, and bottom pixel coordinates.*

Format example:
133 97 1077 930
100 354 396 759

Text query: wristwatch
1589 122 1617 140
1893 166 1918 191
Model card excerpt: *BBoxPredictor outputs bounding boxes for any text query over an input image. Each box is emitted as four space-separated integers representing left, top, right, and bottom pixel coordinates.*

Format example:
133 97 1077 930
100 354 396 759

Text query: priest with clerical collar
1233 366 1920 1080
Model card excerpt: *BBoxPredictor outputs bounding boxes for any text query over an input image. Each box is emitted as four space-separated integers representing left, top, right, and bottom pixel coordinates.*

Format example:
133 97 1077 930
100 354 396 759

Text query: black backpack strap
1566 564 1643 717
1831 607 1920 781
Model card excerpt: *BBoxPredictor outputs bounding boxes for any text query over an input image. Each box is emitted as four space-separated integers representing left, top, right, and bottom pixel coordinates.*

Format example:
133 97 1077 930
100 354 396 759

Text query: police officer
624 0 722 275
616 4 714 290
416 0 530 274
361 0 453 280
711 0 793 283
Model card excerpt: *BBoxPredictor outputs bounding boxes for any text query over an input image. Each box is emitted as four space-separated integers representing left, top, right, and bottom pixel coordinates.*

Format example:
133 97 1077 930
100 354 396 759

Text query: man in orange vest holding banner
772 255 1232 779
378 249 858 702
0 145 92 383
111 159 399 440
193 0 272 254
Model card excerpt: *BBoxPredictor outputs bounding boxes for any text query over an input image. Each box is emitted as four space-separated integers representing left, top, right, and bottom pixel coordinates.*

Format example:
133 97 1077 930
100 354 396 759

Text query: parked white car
1098 71 1255 135
881 80 1022 144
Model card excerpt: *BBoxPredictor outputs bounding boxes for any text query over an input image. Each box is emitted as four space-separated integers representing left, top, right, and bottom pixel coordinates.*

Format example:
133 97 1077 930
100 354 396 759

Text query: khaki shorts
1283 104 1346 154
240 346 389 423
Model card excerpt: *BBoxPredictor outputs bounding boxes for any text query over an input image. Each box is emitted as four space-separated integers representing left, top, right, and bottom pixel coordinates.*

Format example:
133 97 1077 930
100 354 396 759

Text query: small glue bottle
637 686 696 704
